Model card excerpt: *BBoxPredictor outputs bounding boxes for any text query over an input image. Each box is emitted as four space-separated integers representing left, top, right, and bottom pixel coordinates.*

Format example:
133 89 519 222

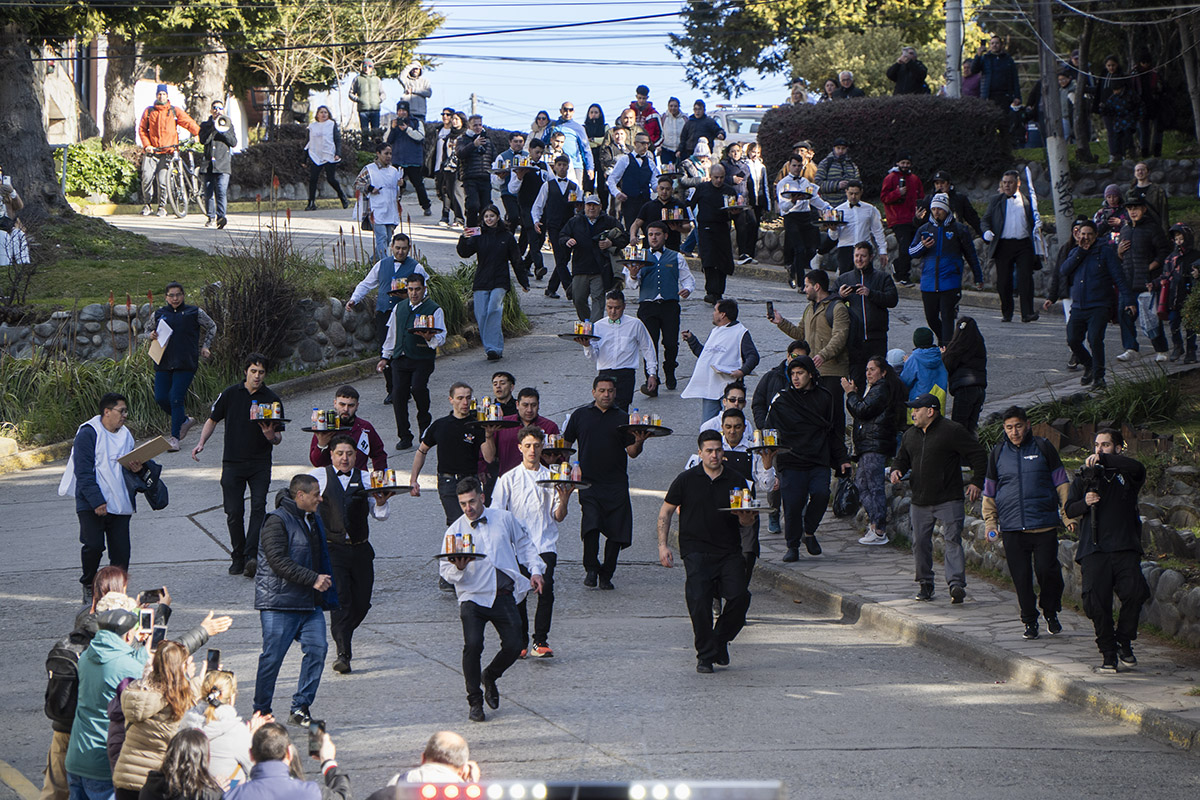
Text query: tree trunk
187 33 229 121
1074 18 1096 163
1179 17 1200 145
102 32 139 145
0 24 71 221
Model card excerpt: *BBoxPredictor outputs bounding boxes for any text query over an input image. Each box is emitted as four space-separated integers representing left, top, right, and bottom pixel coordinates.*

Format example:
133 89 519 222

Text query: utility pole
944 0 963 98
1036 0 1075 228
470 93 478 116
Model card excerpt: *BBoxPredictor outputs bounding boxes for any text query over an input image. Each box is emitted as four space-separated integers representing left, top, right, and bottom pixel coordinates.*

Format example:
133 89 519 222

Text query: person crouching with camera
1065 428 1150 671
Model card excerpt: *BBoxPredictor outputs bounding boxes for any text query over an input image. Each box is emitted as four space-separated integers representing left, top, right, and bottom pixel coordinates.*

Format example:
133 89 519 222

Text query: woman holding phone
457 204 528 360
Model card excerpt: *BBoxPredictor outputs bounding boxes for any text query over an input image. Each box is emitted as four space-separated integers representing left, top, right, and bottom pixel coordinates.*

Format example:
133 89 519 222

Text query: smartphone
139 608 154 631
766 301 774 320
206 649 221 673
139 588 161 605
308 720 326 757
151 626 167 648
465 226 482 237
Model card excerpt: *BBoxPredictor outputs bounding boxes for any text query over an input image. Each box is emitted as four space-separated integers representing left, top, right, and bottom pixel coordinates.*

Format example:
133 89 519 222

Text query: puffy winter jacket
1117 218 1171 291
910 217 983 292
942 339 987 392
181 702 253 789
982 435 1068 533
833 265 898 343
65 630 149 781
900 347 948 408
751 358 791 429
255 491 339 613
112 678 200 791
457 226 527 291
1060 241 1133 311
455 130 495 180
845 380 898 457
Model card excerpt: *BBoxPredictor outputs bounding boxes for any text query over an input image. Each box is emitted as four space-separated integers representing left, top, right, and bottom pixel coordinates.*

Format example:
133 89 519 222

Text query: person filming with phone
224 722 350 800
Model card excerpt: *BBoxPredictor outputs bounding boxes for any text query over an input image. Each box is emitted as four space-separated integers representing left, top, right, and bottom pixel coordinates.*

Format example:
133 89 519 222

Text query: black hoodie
765 357 849 471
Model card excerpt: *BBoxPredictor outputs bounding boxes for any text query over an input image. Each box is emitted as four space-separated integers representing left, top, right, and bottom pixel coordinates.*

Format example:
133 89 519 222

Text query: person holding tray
580 290 658 408
308 435 392 675
623 221 694 393
378 272 446 452
628 176 690 251
308 385 388 473
491 424 574 659
680 163 738 304
562 376 652 590
440 477 544 722
776 154 831 289
658 430 759 673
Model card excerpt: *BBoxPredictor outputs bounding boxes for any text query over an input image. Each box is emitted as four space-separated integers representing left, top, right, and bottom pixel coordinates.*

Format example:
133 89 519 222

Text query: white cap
584 194 602 205
693 138 711 158
930 193 952 214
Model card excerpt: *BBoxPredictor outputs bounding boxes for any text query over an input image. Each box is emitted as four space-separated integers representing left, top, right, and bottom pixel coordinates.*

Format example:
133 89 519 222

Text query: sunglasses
561 107 574 112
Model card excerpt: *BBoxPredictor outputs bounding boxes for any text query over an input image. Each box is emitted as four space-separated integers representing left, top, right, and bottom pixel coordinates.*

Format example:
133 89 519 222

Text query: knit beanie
913 327 935 348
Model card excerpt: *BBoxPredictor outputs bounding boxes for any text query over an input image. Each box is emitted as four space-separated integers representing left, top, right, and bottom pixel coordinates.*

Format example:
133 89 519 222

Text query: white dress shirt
308 468 391 521
776 174 830 216
828 200 887 254
381 302 448 356
348 261 429 307
622 249 696 301
438 507 544 607
531 176 575 226
700 413 754 447
584 314 658 376
490 463 561 555
606 152 660 198
1000 193 1031 240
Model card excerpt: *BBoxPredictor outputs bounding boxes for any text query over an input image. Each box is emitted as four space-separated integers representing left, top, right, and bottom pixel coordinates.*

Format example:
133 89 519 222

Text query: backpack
45 629 93 728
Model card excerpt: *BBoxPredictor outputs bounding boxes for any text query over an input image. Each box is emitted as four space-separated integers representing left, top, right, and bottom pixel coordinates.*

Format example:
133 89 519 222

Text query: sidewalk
749 514 1200 755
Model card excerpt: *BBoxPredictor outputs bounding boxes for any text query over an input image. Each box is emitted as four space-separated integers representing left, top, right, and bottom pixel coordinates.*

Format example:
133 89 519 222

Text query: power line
1051 0 1200 25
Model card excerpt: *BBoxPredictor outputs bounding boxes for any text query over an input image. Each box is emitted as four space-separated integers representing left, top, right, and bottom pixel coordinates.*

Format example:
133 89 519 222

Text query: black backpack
44 629 92 729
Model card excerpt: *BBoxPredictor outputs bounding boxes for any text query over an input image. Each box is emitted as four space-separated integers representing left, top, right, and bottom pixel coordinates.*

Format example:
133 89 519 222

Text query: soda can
387 469 396 486
444 533 456 554
273 402 282 418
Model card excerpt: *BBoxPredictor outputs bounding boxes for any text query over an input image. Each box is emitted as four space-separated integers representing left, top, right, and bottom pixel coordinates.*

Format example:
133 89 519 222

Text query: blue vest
375 256 421 313
637 249 682 302
154 304 201 372
620 153 653 198
989 436 1062 532
255 497 339 612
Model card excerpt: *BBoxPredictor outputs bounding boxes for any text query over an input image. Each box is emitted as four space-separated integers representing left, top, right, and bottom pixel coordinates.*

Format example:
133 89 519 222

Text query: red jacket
309 416 388 472
630 101 663 145
880 170 925 227
138 103 200 151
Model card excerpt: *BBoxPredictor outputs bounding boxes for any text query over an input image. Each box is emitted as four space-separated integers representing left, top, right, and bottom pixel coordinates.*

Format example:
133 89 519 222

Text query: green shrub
230 124 358 189
54 138 139 201
758 96 1012 198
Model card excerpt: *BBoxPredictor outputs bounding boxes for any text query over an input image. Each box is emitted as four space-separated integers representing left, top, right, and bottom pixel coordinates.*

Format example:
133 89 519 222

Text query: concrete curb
748 560 1199 755
0 441 74 476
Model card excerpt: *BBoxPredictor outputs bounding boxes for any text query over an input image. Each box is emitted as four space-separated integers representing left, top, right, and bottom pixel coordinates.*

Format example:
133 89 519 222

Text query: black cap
906 393 941 410
96 609 139 636
933 170 951 182
396 100 410 111
1124 196 1148 207
832 137 850 147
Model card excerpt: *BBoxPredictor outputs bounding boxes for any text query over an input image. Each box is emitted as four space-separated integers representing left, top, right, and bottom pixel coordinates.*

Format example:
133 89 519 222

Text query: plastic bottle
630 408 639 425
986 530 999 542
570 460 582 482
454 530 464 552
250 400 259 419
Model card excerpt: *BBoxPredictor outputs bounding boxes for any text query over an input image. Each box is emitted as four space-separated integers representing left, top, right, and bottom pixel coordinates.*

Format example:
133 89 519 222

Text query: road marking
0 759 39 800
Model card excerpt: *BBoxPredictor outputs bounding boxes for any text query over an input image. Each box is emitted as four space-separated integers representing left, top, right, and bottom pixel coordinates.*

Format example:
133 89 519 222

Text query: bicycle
148 145 204 218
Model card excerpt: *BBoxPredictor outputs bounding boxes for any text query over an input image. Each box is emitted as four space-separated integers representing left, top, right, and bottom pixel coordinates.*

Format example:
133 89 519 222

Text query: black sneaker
598 578 615 590
949 585 965 604
396 438 414 451
534 266 547 280
1081 367 1093 386
384 394 394 405
1116 641 1137 665
714 641 730 666
1099 653 1118 672
804 535 822 556
1093 377 1107 390
82 583 94 604
229 557 245 576
243 559 257 578
438 576 455 593
544 290 560 299
1045 613 1062 634
584 571 598 588
469 703 486 722
781 547 800 562
915 582 934 601
288 707 313 726
1023 622 1039 640
665 374 677 391
332 656 351 674
482 673 500 709
696 660 714 674
1067 355 1079 370
423 208 433 217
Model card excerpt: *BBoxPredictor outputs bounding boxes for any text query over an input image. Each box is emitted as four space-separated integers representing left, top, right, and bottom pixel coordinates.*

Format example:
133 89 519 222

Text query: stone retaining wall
862 479 1200 647
0 296 382 372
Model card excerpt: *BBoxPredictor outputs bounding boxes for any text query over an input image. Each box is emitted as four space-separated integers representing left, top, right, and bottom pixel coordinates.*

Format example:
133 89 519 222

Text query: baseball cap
906 393 941 410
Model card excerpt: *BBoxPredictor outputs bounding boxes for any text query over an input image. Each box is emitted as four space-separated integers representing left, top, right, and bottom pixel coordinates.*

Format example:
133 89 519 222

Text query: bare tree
242 0 326 131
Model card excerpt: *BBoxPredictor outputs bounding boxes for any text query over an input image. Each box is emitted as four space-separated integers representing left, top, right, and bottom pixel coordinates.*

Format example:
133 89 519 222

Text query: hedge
758 96 1012 198
231 123 360 188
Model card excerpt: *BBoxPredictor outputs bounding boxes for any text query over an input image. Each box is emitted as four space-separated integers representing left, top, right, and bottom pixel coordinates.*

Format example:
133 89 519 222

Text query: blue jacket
224 760 322 800
910 218 982 292
900 347 948 407
64 630 148 781
1059 242 1132 311
548 119 594 172
983 435 1068 532
255 492 339 612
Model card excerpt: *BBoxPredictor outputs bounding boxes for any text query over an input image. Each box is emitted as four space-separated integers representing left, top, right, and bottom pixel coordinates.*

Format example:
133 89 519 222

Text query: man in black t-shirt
658 430 757 673
409 381 498 525
629 176 690 251
562 376 650 589
191 353 284 577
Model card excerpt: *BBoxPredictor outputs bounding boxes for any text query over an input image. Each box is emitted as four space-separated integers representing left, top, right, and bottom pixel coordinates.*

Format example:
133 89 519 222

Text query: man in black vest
607 132 659 233
532 155 581 300
310 435 391 675
377 272 446 451
509 138 548 280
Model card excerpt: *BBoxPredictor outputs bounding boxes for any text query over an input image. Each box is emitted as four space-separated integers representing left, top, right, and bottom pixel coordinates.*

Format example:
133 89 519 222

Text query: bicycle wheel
168 161 189 218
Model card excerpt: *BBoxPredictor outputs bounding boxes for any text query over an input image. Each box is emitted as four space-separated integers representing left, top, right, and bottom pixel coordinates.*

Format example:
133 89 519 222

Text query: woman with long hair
842 356 906 545
138 729 222 800
941 316 988 433
819 78 838 102
530 110 552 143
112 642 200 799
457 204 528 360
304 105 349 211
584 104 608 197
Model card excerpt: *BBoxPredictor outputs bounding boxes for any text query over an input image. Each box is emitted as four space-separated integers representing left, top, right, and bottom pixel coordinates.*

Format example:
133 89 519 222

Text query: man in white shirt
529 155 581 299
308 435 390 675
577 290 658 409
982 169 1041 323
377 272 446 450
441 477 544 722
827 180 887 275
624 221 694 394
776 154 831 288
491 425 573 659
607 132 660 232
699 381 753 447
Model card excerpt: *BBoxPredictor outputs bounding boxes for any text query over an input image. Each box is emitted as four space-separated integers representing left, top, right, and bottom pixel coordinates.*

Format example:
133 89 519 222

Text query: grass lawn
1013 129 1200 170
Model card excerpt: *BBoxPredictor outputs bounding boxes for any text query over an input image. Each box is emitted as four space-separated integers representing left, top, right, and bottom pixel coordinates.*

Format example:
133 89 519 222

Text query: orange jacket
138 104 200 150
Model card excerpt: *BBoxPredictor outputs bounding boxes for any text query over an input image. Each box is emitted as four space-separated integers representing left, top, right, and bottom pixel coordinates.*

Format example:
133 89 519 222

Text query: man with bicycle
138 84 200 217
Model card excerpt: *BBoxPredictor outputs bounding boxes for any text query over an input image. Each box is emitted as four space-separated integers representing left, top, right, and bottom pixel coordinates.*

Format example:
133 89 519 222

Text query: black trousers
436 171 464 223
78 511 131 588
307 162 346 204
438 473 471 526
950 385 985 433
921 288 961 345
848 335 888 388
390 356 435 442
519 551 557 646
461 176 491 226
891 222 917 282
327 540 375 660
460 595 524 706
582 529 623 580
1066 306 1110 381
621 194 650 233
518 219 545 273
546 225 572 294
683 551 751 663
1000 530 1063 625
1080 550 1150 655
221 461 272 561
375 310 394 395
637 299 681 381
401 166 431 211
835 247 856 275
783 213 818 281
500 194 522 232
993 237 1037 320
599 367 636 411
734 205 759 259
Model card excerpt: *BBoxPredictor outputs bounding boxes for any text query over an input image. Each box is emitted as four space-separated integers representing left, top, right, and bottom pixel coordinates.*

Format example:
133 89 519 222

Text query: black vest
155 304 202 372
723 450 753 487
517 169 545 210
318 466 371 545
544 179 579 231
620 153 652 197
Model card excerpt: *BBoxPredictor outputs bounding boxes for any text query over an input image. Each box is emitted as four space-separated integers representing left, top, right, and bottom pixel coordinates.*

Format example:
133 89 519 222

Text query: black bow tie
849 203 860 208
337 470 354 477
470 516 487 528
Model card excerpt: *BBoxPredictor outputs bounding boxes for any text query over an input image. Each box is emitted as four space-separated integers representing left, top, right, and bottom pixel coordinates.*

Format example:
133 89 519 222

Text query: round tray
658 171 681 181
781 190 813 200
386 288 409 297
436 551 487 561
469 418 520 429
541 446 576 458
617 423 672 437
557 332 600 343
301 426 350 434
252 417 290 424
535 478 590 490
747 445 790 455
619 258 654 268
723 206 745 214
819 219 850 226
365 485 410 497
716 506 777 514
410 326 444 335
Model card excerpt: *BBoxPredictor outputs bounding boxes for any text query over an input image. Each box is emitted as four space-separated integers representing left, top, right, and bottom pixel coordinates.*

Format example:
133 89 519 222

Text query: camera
1078 463 1104 494
308 720 326 756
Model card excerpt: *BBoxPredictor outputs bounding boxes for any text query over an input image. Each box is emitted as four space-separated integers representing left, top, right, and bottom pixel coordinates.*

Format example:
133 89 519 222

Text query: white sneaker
1116 349 1138 362
179 416 197 441
1155 352 1168 362
165 436 180 452
858 530 888 546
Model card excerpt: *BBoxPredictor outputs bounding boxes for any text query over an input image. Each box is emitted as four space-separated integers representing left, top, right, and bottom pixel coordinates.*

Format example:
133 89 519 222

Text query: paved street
3 208 1199 797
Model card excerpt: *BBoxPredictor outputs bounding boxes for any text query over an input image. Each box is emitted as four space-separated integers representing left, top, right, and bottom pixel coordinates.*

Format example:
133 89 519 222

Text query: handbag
1157 278 1171 321
361 198 374 232
832 473 861 518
